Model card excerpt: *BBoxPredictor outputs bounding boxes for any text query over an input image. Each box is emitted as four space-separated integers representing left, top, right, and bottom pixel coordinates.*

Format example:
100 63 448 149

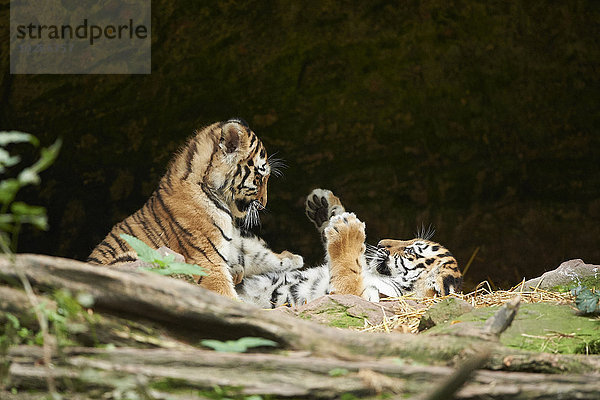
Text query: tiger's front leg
228 249 302 286
195 261 238 298
324 212 377 301
184 241 238 299
234 235 304 279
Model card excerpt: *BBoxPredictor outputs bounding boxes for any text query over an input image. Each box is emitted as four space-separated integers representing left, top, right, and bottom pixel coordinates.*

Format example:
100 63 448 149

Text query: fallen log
5 346 600 400
1 255 599 371
1 254 600 399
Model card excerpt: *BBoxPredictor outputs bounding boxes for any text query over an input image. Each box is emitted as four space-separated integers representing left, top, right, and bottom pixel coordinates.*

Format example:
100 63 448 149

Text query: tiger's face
366 238 462 296
219 119 274 228
230 141 271 227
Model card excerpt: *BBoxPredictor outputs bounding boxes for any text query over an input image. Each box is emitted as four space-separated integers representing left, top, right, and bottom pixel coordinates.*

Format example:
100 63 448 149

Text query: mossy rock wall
1 1 599 289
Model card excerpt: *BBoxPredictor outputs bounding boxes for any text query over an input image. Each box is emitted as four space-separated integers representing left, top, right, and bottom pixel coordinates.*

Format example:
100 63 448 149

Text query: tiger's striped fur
237 189 462 308
88 119 302 298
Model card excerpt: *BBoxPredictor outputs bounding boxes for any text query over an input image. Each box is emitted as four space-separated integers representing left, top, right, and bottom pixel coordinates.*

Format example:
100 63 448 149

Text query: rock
383 299 429 311
297 294 395 328
418 298 474 332
518 259 600 291
266 305 298 318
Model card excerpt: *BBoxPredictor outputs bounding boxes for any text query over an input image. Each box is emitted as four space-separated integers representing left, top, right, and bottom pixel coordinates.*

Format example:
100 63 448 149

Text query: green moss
551 276 600 293
425 303 600 354
299 302 366 329
324 307 366 329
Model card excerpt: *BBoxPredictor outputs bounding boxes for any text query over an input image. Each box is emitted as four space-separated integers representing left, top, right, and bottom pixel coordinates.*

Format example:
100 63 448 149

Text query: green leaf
0 179 20 205
4 212 49 231
22 214 49 230
574 287 600 314
139 267 172 275
162 253 176 263
18 327 31 339
120 233 207 277
16 168 40 186
11 202 46 216
29 138 62 174
163 262 208 277
0 213 15 224
0 148 20 171
201 337 278 353
234 337 278 348
119 233 158 263
328 368 350 377
200 339 241 352
0 131 39 147
5 313 20 329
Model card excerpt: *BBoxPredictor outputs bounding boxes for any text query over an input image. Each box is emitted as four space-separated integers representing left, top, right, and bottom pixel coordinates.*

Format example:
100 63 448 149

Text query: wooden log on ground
1 254 600 377
5 346 600 399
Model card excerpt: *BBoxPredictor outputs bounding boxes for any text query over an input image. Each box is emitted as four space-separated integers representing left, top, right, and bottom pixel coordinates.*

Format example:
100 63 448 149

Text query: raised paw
277 250 304 270
324 212 366 261
305 189 346 235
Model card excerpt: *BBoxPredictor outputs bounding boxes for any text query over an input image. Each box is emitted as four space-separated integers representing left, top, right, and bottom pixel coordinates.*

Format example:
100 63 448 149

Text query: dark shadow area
1 1 598 290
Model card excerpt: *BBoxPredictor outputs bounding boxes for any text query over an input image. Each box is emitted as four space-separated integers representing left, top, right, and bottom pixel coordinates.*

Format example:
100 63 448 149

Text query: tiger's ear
219 121 242 154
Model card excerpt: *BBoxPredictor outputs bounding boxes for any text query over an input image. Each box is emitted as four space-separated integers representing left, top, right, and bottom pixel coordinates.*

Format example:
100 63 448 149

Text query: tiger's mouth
252 199 265 211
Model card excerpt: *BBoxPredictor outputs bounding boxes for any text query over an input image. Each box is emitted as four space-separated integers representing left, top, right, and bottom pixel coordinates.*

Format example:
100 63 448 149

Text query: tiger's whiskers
415 223 436 241
267 154 286 178
365 244 388 264
243 201 262 231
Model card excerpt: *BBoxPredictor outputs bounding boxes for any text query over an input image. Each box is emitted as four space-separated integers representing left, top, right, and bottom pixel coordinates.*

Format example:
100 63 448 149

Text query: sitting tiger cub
237 189 462 308
88 119 302 298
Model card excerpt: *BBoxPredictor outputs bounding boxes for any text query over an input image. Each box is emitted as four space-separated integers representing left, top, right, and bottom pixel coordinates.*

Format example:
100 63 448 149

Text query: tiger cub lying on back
88 119 302 298
237 189 462 308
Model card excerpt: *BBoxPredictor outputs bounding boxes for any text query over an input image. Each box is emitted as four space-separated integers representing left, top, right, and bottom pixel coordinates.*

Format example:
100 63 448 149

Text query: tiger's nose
257 195 267 209
258 186 267 208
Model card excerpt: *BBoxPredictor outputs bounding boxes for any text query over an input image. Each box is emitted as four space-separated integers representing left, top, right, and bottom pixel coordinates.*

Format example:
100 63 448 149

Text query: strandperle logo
10 0 151 74
15 19 149 46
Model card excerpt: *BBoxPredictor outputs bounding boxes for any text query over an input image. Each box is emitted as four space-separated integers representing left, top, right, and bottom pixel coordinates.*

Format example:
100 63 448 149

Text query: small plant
0 131 63 397
200 337 278 353
0 313 23 388
571 286 600 314
120 233 207 278
0 131 61 252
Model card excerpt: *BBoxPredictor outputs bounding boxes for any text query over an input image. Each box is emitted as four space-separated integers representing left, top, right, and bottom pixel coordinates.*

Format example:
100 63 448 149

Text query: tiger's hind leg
324 212 372 299
305 189 346 245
